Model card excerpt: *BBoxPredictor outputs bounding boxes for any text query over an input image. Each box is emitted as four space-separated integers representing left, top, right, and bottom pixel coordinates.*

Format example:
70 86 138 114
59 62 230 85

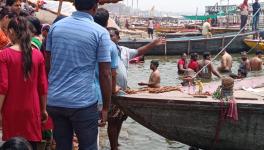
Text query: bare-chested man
240 51 251 71
199 52 221 79
230 51 251 79
250 50 263 71
138 60 160 88
218 49 233 73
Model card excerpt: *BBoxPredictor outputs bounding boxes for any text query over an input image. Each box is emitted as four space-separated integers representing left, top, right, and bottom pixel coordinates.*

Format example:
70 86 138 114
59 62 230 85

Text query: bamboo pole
57 0 63 16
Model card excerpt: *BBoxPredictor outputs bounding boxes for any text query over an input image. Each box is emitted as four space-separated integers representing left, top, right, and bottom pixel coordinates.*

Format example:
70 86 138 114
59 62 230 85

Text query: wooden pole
57 0 63 16
164 34 167 56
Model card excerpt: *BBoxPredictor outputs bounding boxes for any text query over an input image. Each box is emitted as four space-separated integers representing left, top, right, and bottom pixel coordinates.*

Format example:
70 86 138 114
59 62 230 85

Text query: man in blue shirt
94 8 119 149
94 8 119 110
46 0 112 149
252 0 261 32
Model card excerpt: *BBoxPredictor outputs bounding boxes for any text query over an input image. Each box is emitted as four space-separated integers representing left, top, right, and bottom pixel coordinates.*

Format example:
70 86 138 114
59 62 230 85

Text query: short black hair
27 16 42 35
203 52 210 59
52 15 66 24
1 137 32 150
5 0 19 6
181 53 187 57
0 6 16 20
19 10 30 17
190 53 198 60
94 8 109 27
256 50 263 55
151 60 159 67
107 27 120 37
74 0 98 11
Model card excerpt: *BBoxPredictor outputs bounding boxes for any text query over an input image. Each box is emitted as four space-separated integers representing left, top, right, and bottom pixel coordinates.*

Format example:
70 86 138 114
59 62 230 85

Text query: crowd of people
177 49 263 83
0 0 166 150
0 0 262 150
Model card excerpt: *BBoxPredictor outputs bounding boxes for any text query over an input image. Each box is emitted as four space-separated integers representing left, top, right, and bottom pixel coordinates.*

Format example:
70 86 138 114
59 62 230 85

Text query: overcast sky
122 0 261 14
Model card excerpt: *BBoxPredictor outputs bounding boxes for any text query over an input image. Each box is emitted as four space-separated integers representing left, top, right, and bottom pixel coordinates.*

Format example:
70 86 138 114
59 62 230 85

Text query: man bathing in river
138 60 161 88
218 48 233 73
250 50 263 71
198 52 222 79
178 53 188 74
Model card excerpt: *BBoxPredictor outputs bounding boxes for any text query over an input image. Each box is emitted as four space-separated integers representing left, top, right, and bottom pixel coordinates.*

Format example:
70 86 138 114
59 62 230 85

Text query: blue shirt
46 11 111 108
95 41 118 105
253 2 261 16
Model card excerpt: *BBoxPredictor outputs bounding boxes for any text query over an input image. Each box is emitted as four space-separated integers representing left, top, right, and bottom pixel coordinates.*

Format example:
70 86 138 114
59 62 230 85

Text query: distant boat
113 76 264 150
244 39 264 51
119 31 260 55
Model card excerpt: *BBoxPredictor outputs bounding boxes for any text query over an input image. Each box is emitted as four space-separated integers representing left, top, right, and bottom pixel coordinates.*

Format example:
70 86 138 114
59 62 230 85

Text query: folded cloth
227 98 238 121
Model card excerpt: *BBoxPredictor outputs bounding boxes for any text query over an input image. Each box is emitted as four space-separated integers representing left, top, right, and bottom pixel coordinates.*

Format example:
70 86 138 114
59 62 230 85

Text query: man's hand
41 110 48 124
98 108 108 127
113 86 121 95
153 37 166 46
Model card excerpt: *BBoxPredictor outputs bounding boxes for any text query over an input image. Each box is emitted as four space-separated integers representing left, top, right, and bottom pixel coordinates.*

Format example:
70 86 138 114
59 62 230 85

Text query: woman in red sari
0 16 48 150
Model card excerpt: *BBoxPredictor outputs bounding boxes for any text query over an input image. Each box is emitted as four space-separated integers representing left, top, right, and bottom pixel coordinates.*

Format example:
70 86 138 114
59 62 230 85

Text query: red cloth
178 58 185 66
177 58 186 74
0 48 48 141
129 56 140 64
188 60 199 71
227 99 238 121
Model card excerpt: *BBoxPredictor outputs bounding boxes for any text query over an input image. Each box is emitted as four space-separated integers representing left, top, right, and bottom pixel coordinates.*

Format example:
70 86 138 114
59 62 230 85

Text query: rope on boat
192 7 262 79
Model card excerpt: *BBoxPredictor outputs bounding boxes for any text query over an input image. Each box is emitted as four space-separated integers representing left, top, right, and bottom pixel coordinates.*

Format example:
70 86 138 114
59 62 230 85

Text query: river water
100 55 264 150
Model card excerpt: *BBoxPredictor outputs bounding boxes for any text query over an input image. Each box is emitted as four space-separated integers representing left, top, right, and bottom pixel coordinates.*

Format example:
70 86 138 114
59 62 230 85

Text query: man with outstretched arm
107 27 165 150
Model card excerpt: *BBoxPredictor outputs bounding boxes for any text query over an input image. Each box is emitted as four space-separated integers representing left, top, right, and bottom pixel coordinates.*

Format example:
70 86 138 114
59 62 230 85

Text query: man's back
198 60 212 79
222 52 233 70
148 20 154 29
250 56 262 71
46 11 111 108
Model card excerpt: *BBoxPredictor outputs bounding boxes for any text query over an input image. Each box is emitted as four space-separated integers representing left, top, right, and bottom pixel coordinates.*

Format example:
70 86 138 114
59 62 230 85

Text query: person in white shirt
202 18 212 38
238 0 249 32
147 18 154 39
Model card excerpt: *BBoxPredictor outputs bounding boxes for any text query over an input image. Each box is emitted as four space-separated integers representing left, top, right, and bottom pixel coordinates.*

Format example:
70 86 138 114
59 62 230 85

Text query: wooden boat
113 76 264 150
119 31 260 55
155 28 240 39
155 26 186 33
210 27 240 35
244 39 264 51
156 31 202 38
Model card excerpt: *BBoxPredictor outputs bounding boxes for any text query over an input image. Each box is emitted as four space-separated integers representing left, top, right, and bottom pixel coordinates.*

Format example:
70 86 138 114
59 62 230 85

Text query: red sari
0 48 48 141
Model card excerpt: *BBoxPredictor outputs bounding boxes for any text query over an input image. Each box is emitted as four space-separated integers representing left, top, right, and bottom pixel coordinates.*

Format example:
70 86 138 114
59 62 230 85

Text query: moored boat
113 76 264 150
244 39 264 51
120 31 260 55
